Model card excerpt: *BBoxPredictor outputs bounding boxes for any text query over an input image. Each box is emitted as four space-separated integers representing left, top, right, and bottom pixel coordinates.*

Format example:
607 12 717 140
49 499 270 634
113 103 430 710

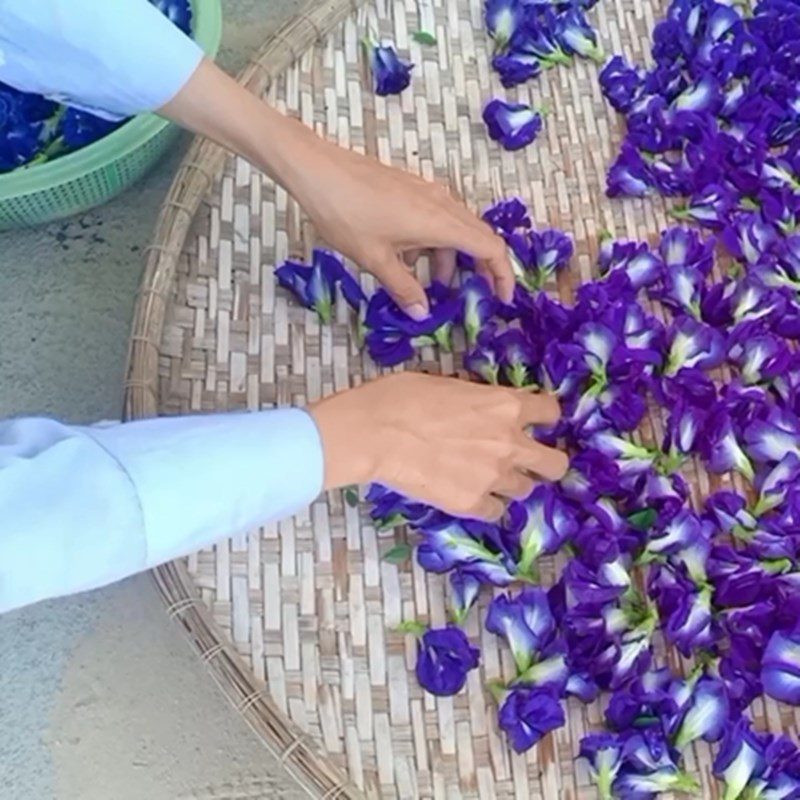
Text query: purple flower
607 142 654 198
512 8 572 66
498 687 565 752
663 398 706 462
728 325 791 386
0 83 56 171
495 330 540 387
755 453 800 515
150 0 193 34
672 676 730 749
556 7 604 62
58 108 121 150
761 627 800 705
415 626 480 696
699 405 755 480
525 228 574 288
482 197 531 234
365 283 459 366
485 0 523 52
651 569 715 657
647 509 708 558
491 52 542 87
565 671 600 703
459 275 498 347
485 589 560 675
664 316 725 376
464 342 501 384
713 718 767 800
482 99 543 151
416 521 515 585
744 406 800 464
672 183 734 229
369 42 413 96
670 74 723 115
449 570 482 626
579 733 623 799
564 556 632 607
599 55 644 113
598 237 664 290
276 249 364 322
507 485 577 577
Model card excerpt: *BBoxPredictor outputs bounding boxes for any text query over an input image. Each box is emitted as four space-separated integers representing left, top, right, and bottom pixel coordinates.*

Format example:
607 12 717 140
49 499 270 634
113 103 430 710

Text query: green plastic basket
0 0 222 231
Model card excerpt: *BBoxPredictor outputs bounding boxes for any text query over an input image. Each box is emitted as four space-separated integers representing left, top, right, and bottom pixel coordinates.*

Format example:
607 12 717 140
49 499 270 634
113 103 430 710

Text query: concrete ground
0 2 310 798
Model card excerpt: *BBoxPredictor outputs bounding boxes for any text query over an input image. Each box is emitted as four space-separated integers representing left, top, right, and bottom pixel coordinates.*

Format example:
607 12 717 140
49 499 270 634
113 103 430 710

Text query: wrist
308 390 382 490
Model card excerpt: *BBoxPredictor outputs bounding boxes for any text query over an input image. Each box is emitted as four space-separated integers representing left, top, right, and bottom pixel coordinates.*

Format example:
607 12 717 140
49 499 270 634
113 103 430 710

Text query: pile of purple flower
0 0 193 173
278 191 800 796
482 0 603 150
278 1 800 795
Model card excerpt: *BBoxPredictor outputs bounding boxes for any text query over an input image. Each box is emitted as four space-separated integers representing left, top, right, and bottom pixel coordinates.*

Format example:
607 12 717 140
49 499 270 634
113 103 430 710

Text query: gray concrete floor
0 3 310 798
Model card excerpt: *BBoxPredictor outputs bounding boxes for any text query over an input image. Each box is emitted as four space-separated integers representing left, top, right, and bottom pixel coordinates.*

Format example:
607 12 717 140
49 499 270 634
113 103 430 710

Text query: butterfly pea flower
523 228 574 289
744 406 800 464
647 509 707 559
367 41 413 96
556 7 604 62
590 432 658 477
482 197 531 235
598 237 664 290
652 569 716 657
671 676 730 749
484 0 523 53
459 275 498 347
559 450 624 505
491 52 542 87
151 0 193 34
606 142 654 198
713 717 768 800
416 521 514 585
722 213 778 267
482 99 543 151
754 453 800 516
579 733 623 800
464 343 500 384
761 627 800 705
415 626 480 696
512 8 572 67
449 570 482 626
0 83 57 171
58 108 121 150
494 330 540 388
662 399 706 465
613 757 699 797
365 283 459 366
670 74 723 116
700 406 755 481
276 249 364 323
599 55 644 113
672 183 734 229
664 316 725 377
497 686 565 753
564 556 632 608
485 589 559 675
565 671 599 703
507 485 577 578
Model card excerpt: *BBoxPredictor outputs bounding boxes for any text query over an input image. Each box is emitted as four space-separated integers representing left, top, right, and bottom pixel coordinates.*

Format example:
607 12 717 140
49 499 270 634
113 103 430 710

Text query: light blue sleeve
0 0 204 119
0 410 325 615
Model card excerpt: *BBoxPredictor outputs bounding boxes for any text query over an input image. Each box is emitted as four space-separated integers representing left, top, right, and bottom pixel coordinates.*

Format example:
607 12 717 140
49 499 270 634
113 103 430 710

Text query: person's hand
161 60 514 318
280 128 514 318
309 372 569 521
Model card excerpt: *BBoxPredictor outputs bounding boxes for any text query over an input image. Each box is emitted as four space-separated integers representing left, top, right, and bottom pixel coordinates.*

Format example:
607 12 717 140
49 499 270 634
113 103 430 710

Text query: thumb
370 251 430 321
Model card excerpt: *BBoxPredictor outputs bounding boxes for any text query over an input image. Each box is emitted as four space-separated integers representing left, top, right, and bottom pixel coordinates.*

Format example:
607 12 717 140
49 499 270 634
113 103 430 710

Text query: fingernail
405 303 429 321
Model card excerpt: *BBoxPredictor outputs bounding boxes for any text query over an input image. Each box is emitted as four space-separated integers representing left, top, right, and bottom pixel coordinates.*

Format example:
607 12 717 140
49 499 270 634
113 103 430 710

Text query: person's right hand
309 372 569 521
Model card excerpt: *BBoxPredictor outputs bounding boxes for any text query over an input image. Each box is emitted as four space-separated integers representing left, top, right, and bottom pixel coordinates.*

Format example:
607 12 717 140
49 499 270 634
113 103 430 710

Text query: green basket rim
0 0 222 200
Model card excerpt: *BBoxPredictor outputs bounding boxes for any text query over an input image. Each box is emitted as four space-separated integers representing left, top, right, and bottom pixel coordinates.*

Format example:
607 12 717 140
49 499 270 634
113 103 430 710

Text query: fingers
367 249 430 320
515 391 562 427
471 496 506 523
492 470 536 502
431 248 457 286
403 248 422 267
513 436 570 482
475 258 497 293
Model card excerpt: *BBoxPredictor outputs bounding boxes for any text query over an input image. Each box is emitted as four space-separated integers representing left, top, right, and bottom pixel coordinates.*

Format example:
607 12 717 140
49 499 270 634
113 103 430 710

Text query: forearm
0 410 323 614
158 58 317 198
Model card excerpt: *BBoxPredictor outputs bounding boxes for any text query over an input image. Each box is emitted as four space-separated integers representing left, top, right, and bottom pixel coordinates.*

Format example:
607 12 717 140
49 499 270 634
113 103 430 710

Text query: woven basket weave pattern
126 0 800 797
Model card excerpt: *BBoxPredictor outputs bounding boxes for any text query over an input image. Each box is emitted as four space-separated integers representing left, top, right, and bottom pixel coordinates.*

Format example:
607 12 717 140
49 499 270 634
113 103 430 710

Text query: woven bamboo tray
123 0 792 796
